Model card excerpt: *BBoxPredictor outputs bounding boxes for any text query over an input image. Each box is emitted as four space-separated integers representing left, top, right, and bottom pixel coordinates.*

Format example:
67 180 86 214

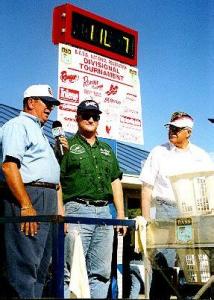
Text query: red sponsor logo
106 125 111 134
64 117 76 122
59 103 77 113
60 71 79 83
59 87 79 103
120 115 141 127
105 84 118 96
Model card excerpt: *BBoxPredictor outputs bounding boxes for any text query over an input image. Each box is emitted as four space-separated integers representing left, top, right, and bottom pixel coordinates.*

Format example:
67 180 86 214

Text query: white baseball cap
24 84 60 106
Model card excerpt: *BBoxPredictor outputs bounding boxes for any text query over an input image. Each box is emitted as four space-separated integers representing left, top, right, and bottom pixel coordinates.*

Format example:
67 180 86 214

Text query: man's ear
24 98 35 110
187 129 192 138
76 114 80 122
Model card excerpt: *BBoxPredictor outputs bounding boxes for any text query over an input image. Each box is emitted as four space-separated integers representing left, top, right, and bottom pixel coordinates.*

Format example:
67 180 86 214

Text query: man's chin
43 114 50 121
85 126 97 132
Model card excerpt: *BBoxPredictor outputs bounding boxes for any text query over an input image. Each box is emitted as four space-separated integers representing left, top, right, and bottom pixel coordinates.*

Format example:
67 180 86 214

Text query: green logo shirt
60 133 122 203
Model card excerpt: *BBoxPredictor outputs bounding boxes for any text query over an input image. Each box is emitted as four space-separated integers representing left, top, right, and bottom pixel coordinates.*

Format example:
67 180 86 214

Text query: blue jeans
64 201 114 299
3 186 57 298
155 202 179 267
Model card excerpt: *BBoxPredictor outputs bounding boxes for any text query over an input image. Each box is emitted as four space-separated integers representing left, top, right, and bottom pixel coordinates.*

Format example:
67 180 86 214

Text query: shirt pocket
68 154 91 176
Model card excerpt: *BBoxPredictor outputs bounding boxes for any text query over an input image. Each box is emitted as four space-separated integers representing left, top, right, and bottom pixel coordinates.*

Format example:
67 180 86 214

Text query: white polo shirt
140 142 214 203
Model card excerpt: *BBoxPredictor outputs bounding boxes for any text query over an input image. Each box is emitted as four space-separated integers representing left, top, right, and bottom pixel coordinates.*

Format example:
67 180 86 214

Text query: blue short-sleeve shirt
2 112 60 184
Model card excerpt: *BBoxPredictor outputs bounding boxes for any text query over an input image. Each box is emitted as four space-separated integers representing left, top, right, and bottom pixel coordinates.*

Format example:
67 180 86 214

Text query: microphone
52 121 65 156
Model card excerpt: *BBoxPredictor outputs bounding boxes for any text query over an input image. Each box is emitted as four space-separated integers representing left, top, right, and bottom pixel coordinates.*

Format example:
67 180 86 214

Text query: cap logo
85 101 97 108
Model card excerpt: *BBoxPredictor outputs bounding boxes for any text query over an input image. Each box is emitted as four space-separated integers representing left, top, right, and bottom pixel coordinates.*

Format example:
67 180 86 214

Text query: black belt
25 181 59 190
71 197 109 207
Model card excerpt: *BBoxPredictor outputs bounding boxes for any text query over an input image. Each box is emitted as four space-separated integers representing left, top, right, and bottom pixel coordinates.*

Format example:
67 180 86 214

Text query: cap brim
164 120 193 129
40 96 60 106
164 122 176 127
164 122 185 128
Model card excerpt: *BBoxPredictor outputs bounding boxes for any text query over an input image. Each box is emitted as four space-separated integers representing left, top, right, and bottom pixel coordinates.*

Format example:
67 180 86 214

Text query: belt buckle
95 200 108 206
102 200 108 206
85 199 90 205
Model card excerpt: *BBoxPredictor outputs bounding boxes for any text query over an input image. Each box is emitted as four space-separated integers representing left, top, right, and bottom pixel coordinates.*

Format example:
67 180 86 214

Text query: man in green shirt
61 100 126 298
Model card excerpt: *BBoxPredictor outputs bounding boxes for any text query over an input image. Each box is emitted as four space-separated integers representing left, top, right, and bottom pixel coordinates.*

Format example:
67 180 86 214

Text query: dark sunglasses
168 125 186 133
34 97 55 108
80 113 100 121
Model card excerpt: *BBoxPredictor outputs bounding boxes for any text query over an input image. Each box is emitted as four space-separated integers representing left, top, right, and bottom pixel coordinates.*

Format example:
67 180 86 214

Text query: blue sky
0 0 214 153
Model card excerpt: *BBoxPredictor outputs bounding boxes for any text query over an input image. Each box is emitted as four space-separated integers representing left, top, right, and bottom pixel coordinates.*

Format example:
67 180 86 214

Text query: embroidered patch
70 144 86 154
100 148 110 156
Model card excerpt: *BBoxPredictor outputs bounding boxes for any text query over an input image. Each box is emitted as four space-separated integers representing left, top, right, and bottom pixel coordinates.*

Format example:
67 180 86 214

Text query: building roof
116 142 148 175
0 103 149 175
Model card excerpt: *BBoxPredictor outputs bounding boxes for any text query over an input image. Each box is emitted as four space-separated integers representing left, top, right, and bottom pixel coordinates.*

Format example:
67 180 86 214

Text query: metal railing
0 215 135 298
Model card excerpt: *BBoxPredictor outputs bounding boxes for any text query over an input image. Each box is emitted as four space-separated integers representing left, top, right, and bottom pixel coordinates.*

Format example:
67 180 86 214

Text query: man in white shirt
140 111 214 298
140 111 213 222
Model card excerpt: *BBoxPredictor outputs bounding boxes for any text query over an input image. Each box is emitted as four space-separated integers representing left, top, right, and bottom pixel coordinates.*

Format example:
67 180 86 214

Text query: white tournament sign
57 43 143 144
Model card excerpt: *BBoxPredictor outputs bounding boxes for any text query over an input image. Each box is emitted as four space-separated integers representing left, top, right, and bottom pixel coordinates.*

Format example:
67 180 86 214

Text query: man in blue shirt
1 84 64 298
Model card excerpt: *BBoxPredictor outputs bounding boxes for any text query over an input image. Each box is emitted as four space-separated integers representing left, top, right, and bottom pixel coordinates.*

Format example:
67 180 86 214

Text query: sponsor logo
84 89 102 98
126 93 137 102
106 125 111 134
59 87 79 103
104 97 121 105
100 148 110 156
105 84 118 96
129 69 137 76
70 144 86 154
61 47 72 64
52 127 64 137
60 71 79 83
120 115 141 127
64 117 76 122
83 76 103 90
59 103 76 113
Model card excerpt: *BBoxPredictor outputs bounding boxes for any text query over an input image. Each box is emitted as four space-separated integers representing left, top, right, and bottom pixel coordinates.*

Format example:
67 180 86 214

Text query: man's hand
59 136 69 153
116 213 127 236
116 224 127 236
20 206 39 236
111 179 127 236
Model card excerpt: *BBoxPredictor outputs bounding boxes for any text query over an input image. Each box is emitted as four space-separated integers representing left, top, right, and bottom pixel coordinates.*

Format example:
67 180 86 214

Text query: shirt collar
76 131 99 146
20 111 43 127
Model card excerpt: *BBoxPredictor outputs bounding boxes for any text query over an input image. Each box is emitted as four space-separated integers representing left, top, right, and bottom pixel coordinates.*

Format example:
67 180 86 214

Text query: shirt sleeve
2 121 27 163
